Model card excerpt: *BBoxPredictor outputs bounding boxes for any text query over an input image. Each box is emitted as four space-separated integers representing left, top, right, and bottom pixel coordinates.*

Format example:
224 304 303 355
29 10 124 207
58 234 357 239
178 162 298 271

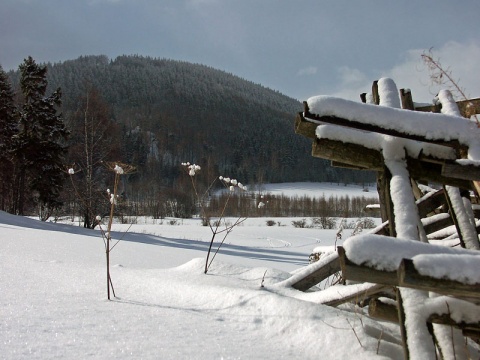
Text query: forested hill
9 55 372 187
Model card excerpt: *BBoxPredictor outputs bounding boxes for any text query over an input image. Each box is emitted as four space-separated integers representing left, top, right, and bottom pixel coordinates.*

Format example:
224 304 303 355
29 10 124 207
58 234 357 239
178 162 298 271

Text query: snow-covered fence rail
293 77 480 359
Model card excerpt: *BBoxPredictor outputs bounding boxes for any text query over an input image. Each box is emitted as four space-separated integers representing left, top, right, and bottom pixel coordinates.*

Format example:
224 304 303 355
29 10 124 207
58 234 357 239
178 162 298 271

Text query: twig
376 329 384 355
421 48 479 125
346 318 363 348
260 270 268 288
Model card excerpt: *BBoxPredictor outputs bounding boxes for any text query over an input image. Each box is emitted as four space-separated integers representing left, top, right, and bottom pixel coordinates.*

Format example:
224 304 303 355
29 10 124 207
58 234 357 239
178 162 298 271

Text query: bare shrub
292 219 307 228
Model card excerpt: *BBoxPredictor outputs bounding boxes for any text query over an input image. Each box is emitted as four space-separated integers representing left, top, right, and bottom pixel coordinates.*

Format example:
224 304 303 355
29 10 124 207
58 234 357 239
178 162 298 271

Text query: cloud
384 40 480 103
87 0 122 5
332 40 480 103
297 66 317 76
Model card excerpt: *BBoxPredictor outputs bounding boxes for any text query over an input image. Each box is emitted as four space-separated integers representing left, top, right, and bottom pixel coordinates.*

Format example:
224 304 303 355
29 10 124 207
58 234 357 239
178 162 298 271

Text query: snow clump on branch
114 164 124 174
219 176 247 191
181 162 201 176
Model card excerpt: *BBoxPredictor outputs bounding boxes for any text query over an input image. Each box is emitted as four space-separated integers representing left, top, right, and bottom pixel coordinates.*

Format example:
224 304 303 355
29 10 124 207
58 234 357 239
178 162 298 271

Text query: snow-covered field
0 183 408 360
251 182 377 198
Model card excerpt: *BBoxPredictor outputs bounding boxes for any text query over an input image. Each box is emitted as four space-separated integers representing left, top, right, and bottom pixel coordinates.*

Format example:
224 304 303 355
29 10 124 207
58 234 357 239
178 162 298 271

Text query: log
415 98 480 118
312 138 384 170
337 246 399 286
303 108 464 150
368 298 399 323
294 112 317 139
291 254 341 292
397 258 480 299
442 161 480 181
400 89 415 110
295 113 472 188
428 313 480 332
311 137 472 189
322 283 388 307
406 158 472 190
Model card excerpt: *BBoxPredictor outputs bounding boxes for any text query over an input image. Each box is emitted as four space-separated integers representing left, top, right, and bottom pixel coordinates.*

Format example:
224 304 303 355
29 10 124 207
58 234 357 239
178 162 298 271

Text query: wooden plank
312 138 384 171
443 185 467 248
422 214 454 235
456 98 480 117
428 313 480 331
294 112 317 139
309 130 470 188
416 188 447 218
442 161 480 181
303 108 464 150
397 258 480 299
323 283 388 307
295 112 472 188
406 158 472 190
291 254 341 292
311 137 472 189
415 98 480 118
337 246 399 286
330 161 370 170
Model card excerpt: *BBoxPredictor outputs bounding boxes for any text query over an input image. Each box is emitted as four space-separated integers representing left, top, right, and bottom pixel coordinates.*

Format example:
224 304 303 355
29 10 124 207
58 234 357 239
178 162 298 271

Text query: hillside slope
8 55 374 187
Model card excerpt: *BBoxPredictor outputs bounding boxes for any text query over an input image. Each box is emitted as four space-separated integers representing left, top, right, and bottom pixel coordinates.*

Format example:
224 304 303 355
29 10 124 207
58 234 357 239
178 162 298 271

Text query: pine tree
0 66 19 211
14 56 69 218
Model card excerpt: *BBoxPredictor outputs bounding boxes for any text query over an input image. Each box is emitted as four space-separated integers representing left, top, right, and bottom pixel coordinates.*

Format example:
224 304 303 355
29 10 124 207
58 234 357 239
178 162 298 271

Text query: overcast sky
2 0 479 103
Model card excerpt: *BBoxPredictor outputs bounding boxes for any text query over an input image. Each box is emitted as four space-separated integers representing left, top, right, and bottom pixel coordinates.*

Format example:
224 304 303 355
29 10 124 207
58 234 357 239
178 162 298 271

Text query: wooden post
400 89 415 110
372 80 380 105
396 288 409 360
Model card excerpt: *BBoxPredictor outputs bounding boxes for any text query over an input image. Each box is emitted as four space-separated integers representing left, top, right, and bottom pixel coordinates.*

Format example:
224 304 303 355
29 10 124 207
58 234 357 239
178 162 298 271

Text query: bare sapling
181 162 247 273
421 48 479 125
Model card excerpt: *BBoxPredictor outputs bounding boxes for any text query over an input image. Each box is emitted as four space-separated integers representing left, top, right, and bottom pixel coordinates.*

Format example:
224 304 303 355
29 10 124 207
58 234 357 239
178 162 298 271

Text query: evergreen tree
0 66 19 211
14 56 69 218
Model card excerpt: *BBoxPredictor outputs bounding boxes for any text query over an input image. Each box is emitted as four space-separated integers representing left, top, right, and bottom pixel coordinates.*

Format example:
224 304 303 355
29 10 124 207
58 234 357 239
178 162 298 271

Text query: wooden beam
416 188 447 218
312 138 384 171
322 283 388 307
397 258 480 299
337 246 399 286
311 137 472 189
406 158 472 190
395 288 410 359
422 215 454 235
291 254 341 292
415 98 480 118
428 313 480 333
294 112 317 139
303 110 464 150
443 185 467 248
330 161 370 170
442 161 480 181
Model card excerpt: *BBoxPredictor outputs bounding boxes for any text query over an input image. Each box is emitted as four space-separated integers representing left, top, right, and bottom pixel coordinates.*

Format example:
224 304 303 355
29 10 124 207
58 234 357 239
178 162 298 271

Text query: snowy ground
250 182 377 198
1 183 407 360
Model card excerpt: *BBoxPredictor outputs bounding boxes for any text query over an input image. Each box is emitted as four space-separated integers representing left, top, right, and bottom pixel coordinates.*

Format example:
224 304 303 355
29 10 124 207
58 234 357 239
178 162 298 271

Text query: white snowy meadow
0 182 411 360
